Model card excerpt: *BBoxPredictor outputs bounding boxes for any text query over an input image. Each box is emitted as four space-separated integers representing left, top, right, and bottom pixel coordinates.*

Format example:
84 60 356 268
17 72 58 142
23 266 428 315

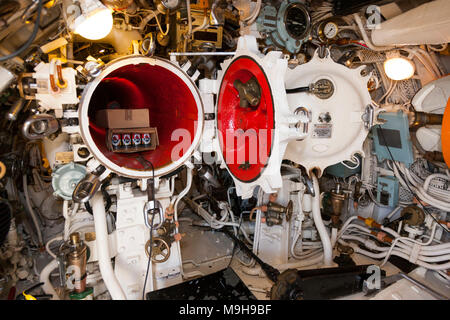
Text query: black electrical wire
142 209 156 300
84 181 111 215
0 0 43 62
141 158 156 300
101 178 112 212
286 86 310 94
85 201 93 215
383 213 411 228
378 128 450 234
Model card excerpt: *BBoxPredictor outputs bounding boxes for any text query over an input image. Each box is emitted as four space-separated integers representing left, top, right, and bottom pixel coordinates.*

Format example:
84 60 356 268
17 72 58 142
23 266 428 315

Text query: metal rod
399 273 448 300
222 228 280 283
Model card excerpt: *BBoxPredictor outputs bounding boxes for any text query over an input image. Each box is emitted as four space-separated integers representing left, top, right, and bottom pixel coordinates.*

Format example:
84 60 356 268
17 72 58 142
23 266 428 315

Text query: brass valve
233 76 262 108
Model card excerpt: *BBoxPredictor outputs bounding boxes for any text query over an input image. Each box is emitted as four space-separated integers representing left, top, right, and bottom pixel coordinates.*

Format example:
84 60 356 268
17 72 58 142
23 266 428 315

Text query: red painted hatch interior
217 56 274 182
88 63 199 172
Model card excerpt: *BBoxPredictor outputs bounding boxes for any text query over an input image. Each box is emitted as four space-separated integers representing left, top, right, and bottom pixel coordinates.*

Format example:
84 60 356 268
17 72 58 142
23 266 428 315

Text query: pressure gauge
284 3 311 40
159 0 180 10
323 22 338 39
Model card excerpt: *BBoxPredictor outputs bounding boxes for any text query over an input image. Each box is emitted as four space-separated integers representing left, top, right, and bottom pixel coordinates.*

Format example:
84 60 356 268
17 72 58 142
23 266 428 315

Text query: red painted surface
88 63 199 171
217 56 274 182
442 97 450 167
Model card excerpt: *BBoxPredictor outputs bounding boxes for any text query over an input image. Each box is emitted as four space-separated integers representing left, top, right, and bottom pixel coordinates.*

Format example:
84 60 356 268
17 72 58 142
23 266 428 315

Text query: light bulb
73 1 113 40
383 57 415 81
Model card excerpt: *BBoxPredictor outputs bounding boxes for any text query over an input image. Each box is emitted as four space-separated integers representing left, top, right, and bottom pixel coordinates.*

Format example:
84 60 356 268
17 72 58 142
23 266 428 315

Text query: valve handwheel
145 237 171 263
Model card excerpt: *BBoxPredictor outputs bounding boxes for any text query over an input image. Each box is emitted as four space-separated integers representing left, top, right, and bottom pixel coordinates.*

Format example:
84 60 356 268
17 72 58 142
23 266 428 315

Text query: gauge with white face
323 22 338 39
161 0 179 10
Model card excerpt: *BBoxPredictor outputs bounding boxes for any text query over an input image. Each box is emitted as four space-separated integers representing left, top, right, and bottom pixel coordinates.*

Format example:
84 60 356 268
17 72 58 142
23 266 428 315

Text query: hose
138 10 160 30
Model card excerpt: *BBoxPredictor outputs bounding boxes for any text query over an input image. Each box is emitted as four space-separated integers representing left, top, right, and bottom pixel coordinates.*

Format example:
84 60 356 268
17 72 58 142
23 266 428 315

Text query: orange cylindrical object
442 98 450 167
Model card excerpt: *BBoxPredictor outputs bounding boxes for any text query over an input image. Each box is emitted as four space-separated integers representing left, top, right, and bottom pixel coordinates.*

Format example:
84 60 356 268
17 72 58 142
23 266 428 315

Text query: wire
0 0 43 62
286 86 310 94
378 129 450 234
340 155 360 170
154 14 169 36
142 210 156 300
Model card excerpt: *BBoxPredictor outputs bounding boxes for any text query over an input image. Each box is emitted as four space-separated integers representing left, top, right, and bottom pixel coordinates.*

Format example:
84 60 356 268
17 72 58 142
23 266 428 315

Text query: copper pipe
56 64 67 88
410 111 443 130
330 184 345 227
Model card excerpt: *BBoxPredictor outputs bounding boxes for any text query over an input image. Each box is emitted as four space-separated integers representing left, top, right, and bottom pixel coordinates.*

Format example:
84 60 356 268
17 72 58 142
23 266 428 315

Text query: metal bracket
362 104 375 130
143 200 164 230
72 173 101 203
22 114 59 140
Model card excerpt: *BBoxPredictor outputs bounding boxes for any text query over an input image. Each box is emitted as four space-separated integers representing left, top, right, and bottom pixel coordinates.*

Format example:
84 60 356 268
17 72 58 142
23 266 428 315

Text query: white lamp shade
74 1 113 40
383 57 415 81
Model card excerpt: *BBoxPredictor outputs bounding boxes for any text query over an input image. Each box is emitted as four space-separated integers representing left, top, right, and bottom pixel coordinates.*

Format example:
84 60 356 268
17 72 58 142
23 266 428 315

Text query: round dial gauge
285 4 310 40
323 22 338 39
160 0 179 10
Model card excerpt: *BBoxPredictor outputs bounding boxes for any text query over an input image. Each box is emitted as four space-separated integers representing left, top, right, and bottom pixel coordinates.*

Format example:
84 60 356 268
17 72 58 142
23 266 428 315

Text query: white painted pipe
353 13 394 51
172 166 193 279
45 235 63 260
370 0 450 46
92 192 126 300
40 259 60 300
311 173 333 266
186 0 192 38
331 227 338 248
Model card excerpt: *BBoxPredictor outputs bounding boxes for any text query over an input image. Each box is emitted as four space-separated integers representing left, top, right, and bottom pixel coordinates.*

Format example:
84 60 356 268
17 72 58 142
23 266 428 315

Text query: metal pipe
210 0 224 26
397 273 449 300
410 111 443 130
6 98 24 121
